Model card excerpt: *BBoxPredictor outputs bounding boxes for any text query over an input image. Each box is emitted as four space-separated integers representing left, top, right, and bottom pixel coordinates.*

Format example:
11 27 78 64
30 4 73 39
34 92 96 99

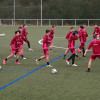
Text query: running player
3 31 22 65
63 27 74 59
93 24 100 39
22 24 33 51
49 25 56 52
84 35 100 72
36 30 53 67
66 31 78 66
78 26 88 57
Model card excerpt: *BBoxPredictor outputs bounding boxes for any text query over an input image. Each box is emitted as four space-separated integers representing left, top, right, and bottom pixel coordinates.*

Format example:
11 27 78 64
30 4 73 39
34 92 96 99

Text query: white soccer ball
51 68 57 74
0 66 1 70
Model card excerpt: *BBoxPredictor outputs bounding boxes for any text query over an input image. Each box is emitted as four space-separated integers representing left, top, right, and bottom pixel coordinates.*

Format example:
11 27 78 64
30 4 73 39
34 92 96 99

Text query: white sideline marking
38 38 67 50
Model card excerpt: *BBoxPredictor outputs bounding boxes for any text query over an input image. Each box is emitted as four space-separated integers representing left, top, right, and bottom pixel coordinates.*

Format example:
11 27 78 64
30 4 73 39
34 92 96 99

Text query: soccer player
63 27 74 59
66 31 78 66
49 25 56 52
84 35 100 72
36 30 53 67
93 24 100 39
22 24 33 51
3 31 22 65
14 27 26 59
78 26 88 57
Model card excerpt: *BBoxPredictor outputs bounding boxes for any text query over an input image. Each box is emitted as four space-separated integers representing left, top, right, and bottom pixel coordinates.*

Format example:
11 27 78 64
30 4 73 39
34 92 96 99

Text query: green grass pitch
0 26 100 100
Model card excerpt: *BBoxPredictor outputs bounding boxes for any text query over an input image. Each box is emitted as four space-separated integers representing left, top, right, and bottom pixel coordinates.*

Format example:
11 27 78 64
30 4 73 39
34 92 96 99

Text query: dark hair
73 31 77 36
93 35 96 39
23 24 26 28
80 26 84 29
46 29 50 33
15 31 20 35
52 25 55 28
18 27 22 29
70 27 74 30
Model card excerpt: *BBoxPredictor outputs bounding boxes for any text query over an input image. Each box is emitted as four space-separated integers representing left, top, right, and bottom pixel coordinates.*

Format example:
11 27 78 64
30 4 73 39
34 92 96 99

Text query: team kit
2 24 100 72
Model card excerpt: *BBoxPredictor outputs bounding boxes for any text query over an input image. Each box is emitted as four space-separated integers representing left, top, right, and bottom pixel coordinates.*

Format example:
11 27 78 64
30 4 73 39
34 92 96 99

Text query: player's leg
63 48 70 59
72 54 78 66
3 54 14 65
46 54 53 67
36 55 46 65
82 48 85 57
15 51 22 64
20 47 26 59
50 41 53 52
78 43 83 53
86 58 92 72
27 40 33 51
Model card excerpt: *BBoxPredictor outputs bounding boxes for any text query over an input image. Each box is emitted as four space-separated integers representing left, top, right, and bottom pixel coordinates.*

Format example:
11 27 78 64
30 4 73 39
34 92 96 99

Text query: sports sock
5 58 7 61
82 48 85 56
50 49 52 51
27 41 30 48
38 58 41 61
72 54 75 64
47 62 49 65
16 59 18 62
21 55 23 58
88 68 90 72
75 54 78 57
68 55 73 61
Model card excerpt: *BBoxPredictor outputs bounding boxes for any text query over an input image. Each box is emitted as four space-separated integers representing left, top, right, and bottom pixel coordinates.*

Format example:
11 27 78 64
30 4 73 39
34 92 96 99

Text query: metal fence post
75 20 76 26
37 19 38 26
12 19 14 26
24 19 26 25
49 19 51 26
62 19 63 26
88 20 90 27
0 19 1 25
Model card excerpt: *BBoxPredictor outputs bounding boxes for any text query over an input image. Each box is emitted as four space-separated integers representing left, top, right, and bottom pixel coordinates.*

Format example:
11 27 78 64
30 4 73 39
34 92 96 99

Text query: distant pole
13 0 15 26
41 0 42 26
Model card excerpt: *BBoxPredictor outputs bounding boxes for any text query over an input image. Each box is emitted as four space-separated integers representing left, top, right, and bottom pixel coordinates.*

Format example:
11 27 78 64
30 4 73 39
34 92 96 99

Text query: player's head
83 23 86 28
80 26 84 30
52 25 56 30
73 31 77 36
23 24 27 28
15 31 20 36
94 24 98 28
18 27 22 32
70 27 74 31
46 29 50 35
93 35 97 39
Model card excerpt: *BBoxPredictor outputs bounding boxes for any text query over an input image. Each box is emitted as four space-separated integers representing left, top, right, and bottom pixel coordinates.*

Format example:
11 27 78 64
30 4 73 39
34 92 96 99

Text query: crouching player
66 31 78 66
84 35 100 72
36 30 53 67
3 31 22 65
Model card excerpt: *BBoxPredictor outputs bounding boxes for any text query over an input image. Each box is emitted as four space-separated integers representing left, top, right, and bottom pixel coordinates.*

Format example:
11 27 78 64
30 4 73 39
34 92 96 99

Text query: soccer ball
51 68 57 74
0 66 1 70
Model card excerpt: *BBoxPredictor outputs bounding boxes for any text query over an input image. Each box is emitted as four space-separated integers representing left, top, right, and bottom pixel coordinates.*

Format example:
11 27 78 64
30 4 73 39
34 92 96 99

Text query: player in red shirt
22 24 33 51
84 35 100 72
93 24 100 39
3 31 22 65
78 26 88 57
63 27 74 59
49 25 56 52
14 27 26 59
36 30 53 67
66 31 78 66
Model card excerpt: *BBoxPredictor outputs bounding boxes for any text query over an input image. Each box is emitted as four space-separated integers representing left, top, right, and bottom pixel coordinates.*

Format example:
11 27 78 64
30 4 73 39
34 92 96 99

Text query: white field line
38 36 93 50
38 38 67 50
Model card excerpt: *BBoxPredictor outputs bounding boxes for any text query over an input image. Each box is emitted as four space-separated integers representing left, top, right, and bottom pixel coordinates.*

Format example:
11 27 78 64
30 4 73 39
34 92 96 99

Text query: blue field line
0 39 93 91
0 70 32 71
